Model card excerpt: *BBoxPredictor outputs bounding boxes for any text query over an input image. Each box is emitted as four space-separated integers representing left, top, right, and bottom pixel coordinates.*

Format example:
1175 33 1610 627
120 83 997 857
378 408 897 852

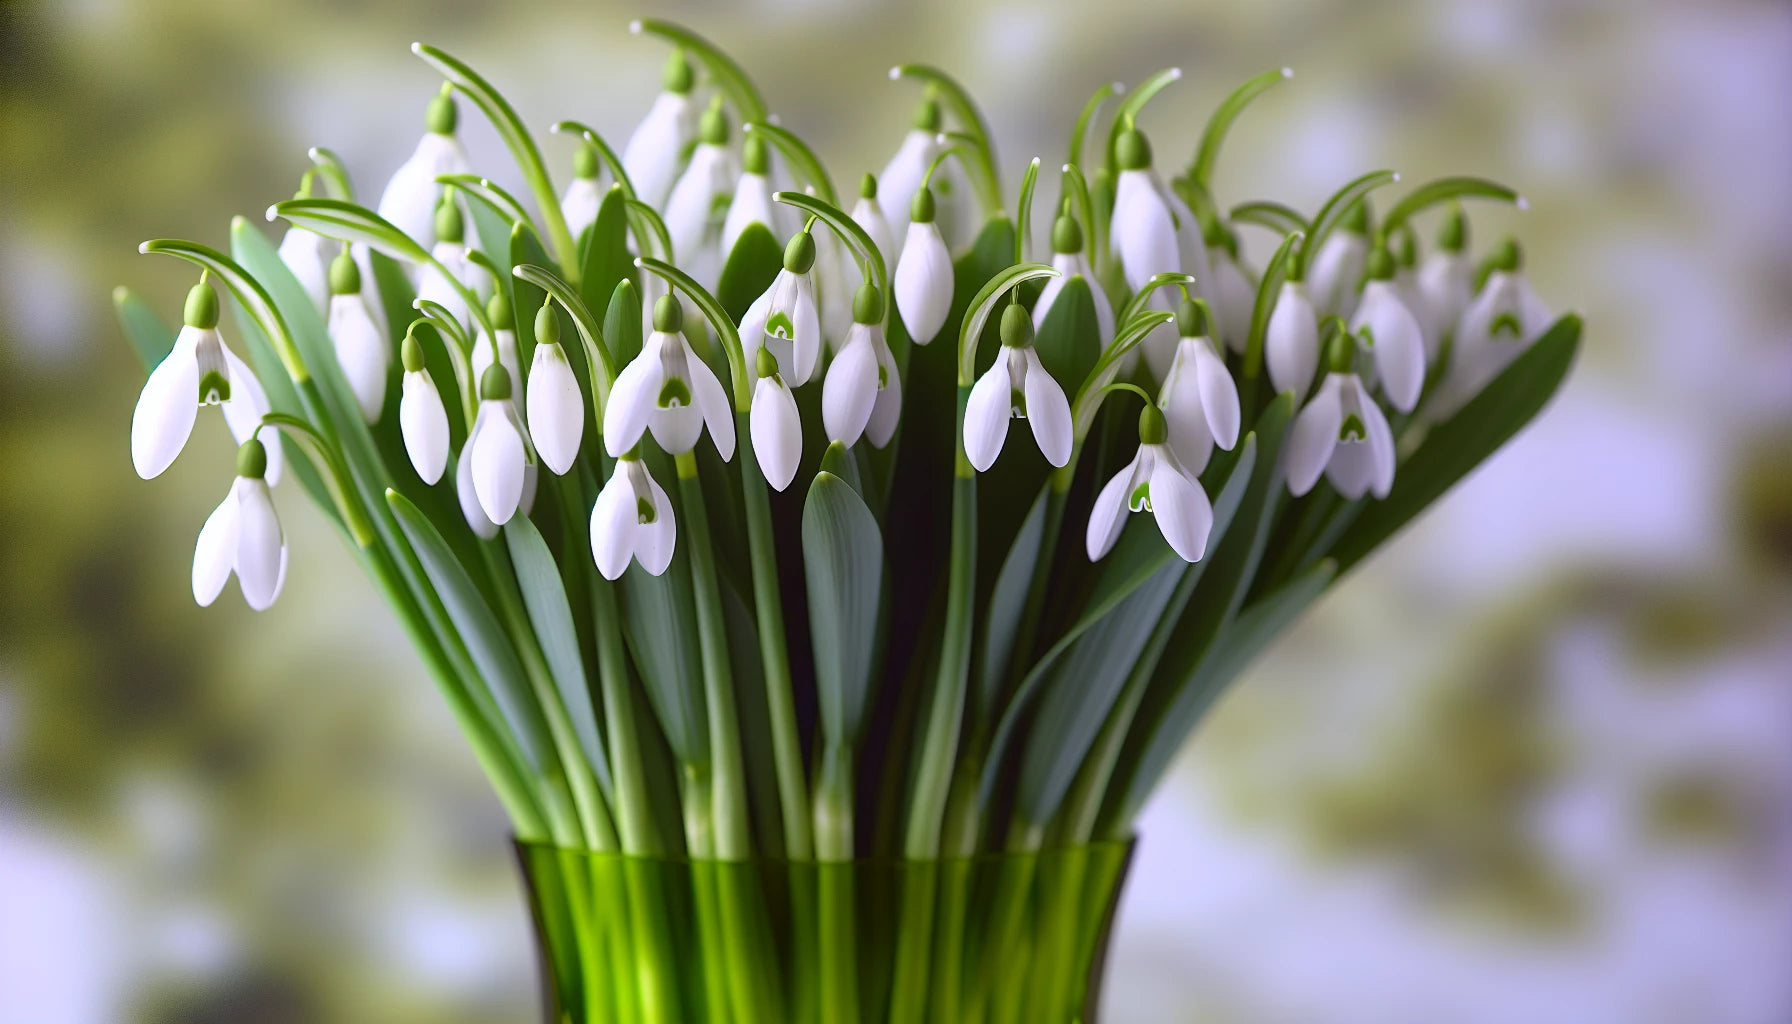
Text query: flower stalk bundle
117 20 1579 1022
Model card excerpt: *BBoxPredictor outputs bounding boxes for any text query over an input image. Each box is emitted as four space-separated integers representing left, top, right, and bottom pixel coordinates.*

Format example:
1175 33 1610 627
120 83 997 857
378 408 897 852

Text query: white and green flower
192 438 287 611
1088 404 1213 564
964 305 1073 471
604 294 735 459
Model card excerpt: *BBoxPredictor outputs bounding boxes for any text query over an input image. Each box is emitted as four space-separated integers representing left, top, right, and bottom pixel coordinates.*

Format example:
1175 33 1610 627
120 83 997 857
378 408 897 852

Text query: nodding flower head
467 363 534 527
963 303 1073 471
525 303 586 477
878 96 944 240
591 455 675 580
893 186 952 344
663 98 739 291
604 293 736 459
562 143 605 238
1156 298 1241 476
1087 403 1214 564
398 328 450 485
822 284 901 448
750 347 803 492
1348 244 1427 414
377 86 472 250
327 249 391 424
738 229 822 384
1430 237 1553 420
621 49 697 208
721 133 776 258
1033 209 1116 346
1109 128 1180 295
1285 329 1396 500
192 438 288 611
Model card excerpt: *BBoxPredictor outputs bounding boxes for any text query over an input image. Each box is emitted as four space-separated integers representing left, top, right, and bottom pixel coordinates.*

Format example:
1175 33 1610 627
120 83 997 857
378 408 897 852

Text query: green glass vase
514 840 1135 1024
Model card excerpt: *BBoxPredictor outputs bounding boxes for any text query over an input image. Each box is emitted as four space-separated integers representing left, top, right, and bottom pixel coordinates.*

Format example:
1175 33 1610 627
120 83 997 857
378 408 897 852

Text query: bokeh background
3 0 1790 1021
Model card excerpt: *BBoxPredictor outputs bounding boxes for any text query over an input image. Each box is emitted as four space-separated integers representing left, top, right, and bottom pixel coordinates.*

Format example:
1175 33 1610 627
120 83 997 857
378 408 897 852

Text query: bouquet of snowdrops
116 20 1578 1023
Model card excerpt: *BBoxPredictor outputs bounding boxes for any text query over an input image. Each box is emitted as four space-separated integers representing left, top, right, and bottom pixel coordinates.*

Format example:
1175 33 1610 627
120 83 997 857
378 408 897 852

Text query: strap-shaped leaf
1030 276 1102 388
1229 200 1308 237
1379 175 1522 238
1295 169 1399 279
977 486 1049 718
579 185 634 319
957 261 1057 386
745 122 835 204
632 19 768 124
267 197 429 265
716 221 782 324
1187 67 1293 187
504 516 608 787
307 147 355 201
1014 157 1040 264
804 472 885 747
618 533 709 767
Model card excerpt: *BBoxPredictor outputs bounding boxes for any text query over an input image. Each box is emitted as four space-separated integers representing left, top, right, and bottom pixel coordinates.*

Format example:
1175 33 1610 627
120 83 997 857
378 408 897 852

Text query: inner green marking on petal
766 310 796 340
658 377 692 409
1491 312 1523 339
636 497 657 524
198 370 232 405
1009 387 1027 419
877 364 888 389
1340 413 1366 442
1129 480 1152 512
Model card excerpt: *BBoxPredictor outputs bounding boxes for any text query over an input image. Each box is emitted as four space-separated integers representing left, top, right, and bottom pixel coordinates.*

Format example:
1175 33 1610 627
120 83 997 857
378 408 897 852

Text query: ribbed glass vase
514 840 1135 1024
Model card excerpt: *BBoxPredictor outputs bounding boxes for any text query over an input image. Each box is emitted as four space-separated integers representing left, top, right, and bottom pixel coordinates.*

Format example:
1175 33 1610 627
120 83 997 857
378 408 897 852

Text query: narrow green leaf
618 460 710 767
579 186 633 319
1030 276 1102 388
977 485 1048 718
716 221 783 323
504 516 608 787
1379 175 1522 238
1188 67 1293 187
632 19 768 124
745 122 835 204
1014 157 1040 264
803 472 886 747
1229 200 1308 237
267 198 429 265
307 147 355 201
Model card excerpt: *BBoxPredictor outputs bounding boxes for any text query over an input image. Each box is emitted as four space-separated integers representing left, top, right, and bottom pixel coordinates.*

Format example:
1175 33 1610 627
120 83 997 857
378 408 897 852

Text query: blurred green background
2 1 1789 1021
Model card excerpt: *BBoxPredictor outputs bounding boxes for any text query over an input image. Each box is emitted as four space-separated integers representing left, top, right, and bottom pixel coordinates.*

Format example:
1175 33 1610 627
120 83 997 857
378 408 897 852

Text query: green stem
815 747 858 1022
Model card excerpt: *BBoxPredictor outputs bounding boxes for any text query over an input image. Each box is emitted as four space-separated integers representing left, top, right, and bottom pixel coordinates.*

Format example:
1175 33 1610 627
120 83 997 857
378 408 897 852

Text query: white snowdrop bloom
822 285 901 448
964 304 1073 471
591 456 675 580
398 331 450 485
192 439 287 611
1108 129 1179 296
468 363 533 526
1265 278 1320 398
377 88 472 251
325 251 390 424
892 186 953 345
1032 211 1115 346
720 133 775 260
1431 239 1553 419
1305 202 1371 320
604 294 735 459
131 278 283 485
416 196 486 333
750 351 803 491
1415 207 1475 357
1285 337 1397 500
471 292 524 411
1348 247 1427 413
1087 405 1214 564
453 443 535 540
525 304 584 476
663 101 739 292
277 223 336 316
737 230 822 385
877 98 943 240
1156 300 1240 475
620 49 697 209
851 173 897 269
561 143 605 239
1207 241 1257 355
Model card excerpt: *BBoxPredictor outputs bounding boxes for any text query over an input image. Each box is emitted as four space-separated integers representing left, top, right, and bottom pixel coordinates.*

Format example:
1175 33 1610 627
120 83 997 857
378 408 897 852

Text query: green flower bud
1051 213 1084 255
1341 199 1370 236
328 249 362 296
1365 243 1395 281
852 282 884 325
401 330 427 372
910 185 936 224
783 230 817 274
534 302 560 346
1393 224 1417 268
184 278 220 329
1175 297 1208 338
487 290 514 331
426 86 458 134
1439 202 1468 253
573 142 599 180
742 133 770 175
435 192 464 244
859 172 878 199
999 302 1033 348
1489 236 1521 273
755 346 779 379
652 293 683 333
1325 325 1355 374
698 98 730 146
236 438 268 479
1117 128 1153 171
479 362 512 401
912 97 941 133
1138 403 1168 445
663 49 695 94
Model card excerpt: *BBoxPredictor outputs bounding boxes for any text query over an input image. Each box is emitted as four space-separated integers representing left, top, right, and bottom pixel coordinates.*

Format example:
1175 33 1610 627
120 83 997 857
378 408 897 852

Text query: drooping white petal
963 353 1014 472
278 227 337 315
851 195 896 268
1416 250 1472 355
751 375 802 491
377 132 472 249
526 344 584 475
219 345 284 487
1086 449 1146 561
590 467 638 580
231 477 286 610
1323 376 1397 500
562 177 604 239
821 326 880 446
470 402 528 524
865 326 903 449
456 448 499 541
1210 249 1256 354
1146 447 1214 562
635 468 677 576
1355 281 1426 413
1515 273 1553 339
192 488 240 607
1022 348 1072 467
621 91 695 209
1166 188 1215 305
1266 281 1320 398
878 129 940 239
664 144 737 291
1110 169 1179 293
1192 339 1240 450
893 221 953 344
1306 231 1368 320
329 292 391 423
749 269 821 385
603 332 667 457
418 242 480 330
1160 344 1217 476
400 370 450 484
721 171 774 259
687 351 737 461
1432 272 1539 420
131 328 201 479
1284 374 1345 497
1033 252 1116 344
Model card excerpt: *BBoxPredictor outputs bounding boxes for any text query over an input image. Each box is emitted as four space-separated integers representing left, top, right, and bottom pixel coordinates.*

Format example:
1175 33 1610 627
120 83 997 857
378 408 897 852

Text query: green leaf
1014 157 1040 264
267 198 429 265
579 186 633 319
1031 276 1102 388
803 471 885 747
1296 169 1399 279
745 122 835 204
603 278 644 369
504 516 609 792
772 191 885 296
618 461 710 767
632 19 768 124
113 286 175 368
388 490 551 772
956 260 1058 385
1229 200 1308 237
1379 175 1522 238
716 221 782 323
1188 67 1293 187
512 262 615 410
1330 314 1582 573
977 485 1049 718
307 146 355 201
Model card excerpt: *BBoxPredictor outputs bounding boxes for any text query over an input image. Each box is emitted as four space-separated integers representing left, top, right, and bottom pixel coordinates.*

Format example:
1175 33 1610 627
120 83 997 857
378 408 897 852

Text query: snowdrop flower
398 330 450 485
737 229 822 384
472 291 524 411
453 441 534 541
1087 404 1213 564
1206 230 1257 355
468 363 534 526
877 97 943 241
1285 332 1396 500
1109 128 1180 296
1431 238 1553 419
750 349 803 491
561 143 604 240
1390 225 1425 326
525 303 585 476
1156 299 1240 475
193 438 287 611
131 277 282 485
1415 204 1474 357
823 284 901 448
377 87 472 251
1265 268 1320 399
1305 200 1370 320
604 294 735 459
1348 245 1427 413
416 194 486 333
621 49 697 209
893 185 952 344
852 172 896 269
591 455 675 580
964 304 1073 471
663 99 739 291
720 133 775 260
277 175 336 315
1032 210 1115 346
326 250 390 423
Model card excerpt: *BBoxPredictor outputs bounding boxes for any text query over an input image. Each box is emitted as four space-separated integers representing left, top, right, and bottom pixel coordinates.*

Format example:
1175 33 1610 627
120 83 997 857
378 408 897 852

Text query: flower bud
328 249 362 296
652 293 683 333
185 278 220 329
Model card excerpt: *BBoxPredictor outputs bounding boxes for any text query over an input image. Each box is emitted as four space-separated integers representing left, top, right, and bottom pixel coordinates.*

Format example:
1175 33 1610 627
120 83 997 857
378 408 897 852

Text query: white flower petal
191 488 240 607
878 129 939 239
721 171 774 258
1416 251 1472 354
1160 342 1215 476
1306 231 1367 320
963 356 1013 472
688 354 736 461
1358 282 1426 413
664 144 736 291
232 478 286 610
329 293 391 423
1354 377 1398 499
1022 349 1072 468
1086 453 1142 561
590 468 637 581
893 221 953 345
131 329 201 479
277 228 336 315
1284 374 1345 497
1147 448 1214 562
1211 250 1256 354
1140 291 1180 383
562 177 604 239
604 332 667 456
526 345 584 475
751 376 802 491
621 91 694 209
400 370 450 484
377 132 471 249
1193 340 1240 449
219 344 283 487
1110 169 1179 293
456 448 499 540
636 470 677 576
471 402 527 524
1266 281 1319 398
821 328 880 446
866 329 903 449
851 195 896 268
